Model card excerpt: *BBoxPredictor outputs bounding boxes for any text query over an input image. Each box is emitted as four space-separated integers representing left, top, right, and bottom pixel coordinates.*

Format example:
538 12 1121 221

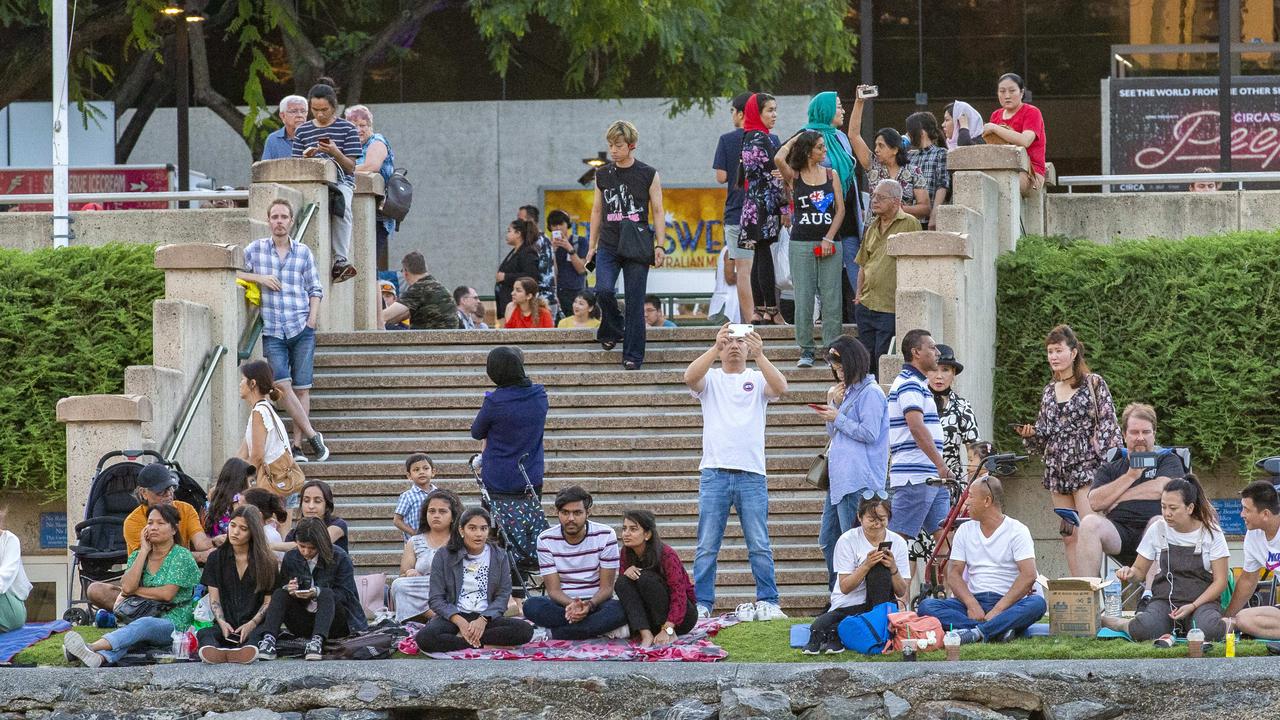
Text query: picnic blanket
0 620 72 663
400 614 741 662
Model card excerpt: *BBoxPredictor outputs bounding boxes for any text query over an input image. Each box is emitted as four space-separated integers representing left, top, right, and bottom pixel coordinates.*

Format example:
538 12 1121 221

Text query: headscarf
947 101 984 150
802 91 855 195
743 93 769 133
486 347 530 388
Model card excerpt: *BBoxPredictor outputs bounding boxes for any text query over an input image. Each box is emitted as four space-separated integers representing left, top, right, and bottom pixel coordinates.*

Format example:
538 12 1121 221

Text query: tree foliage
994 233 1280 473
0 244 162 496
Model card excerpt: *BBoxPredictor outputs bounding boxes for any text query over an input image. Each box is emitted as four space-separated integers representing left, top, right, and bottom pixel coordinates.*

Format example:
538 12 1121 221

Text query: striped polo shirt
887 364 944 487
291 118 363 187
536 520 620 600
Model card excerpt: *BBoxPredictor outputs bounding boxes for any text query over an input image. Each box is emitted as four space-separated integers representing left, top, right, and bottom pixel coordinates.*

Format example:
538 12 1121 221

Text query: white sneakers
734 600 789 622
605 624 632 640
62 631 103 668
696 604 712 620
530 626 551 643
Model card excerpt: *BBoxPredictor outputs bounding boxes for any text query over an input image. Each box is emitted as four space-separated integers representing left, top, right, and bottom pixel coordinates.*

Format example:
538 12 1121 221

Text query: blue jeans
917 592 1047 640
593 244 649 365
889 482 951 539
693 468 779 608
841 233 861 292
818 492 863 589
523 596 627 640
854 305 895 376
99 616 176 665
263 326 317 390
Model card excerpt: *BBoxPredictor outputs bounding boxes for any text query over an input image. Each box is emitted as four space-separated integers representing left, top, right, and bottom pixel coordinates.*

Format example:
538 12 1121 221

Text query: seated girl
392 488 462 622
615 510 697 647
205 457 254 543
1101 475 1229 642
197 506 280 663
284 481 349 553
62 505 200 667
415 508 534 652
255 517 367 661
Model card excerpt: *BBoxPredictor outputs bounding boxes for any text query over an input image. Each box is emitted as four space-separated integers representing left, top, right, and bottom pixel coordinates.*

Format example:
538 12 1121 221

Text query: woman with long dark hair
739 92 787 325
496 219 541 320
503 276 554 329
284 480 349 553
206 458 255 540
294 81 362 281
392 489 463 623
256 517 366 661
1016 324 1122 575
811 336 888 586
416 508 534 651
616 510 697 647
905 111 949 229
774 129 845 367
848 88 928 215
197 506 279 664
1101 475 1229 642
983 73 1048 196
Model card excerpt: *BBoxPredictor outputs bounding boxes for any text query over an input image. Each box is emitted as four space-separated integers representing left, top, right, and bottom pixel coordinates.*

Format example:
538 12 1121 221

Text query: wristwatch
664 626 675 637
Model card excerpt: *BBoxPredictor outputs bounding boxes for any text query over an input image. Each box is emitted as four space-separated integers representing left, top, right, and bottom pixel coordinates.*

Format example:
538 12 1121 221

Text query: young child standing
393 453 438 539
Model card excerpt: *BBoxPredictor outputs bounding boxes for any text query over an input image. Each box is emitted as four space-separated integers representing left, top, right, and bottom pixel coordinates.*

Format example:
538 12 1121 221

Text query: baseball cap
137 462 178 493
379 280 396 294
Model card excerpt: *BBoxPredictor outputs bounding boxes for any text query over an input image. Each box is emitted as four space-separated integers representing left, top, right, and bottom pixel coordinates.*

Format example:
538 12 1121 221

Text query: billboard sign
0 165 173 210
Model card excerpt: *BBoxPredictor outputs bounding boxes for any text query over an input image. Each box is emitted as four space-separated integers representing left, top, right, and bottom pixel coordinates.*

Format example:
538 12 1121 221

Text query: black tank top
790 169 836 242
596 161 657 251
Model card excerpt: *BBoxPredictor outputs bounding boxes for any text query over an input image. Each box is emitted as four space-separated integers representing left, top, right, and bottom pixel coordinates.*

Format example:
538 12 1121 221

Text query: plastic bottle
944 625 961 661
1225 630 1236 658
171 628 189 660
1186 622 1205 658
1103 576 1122 618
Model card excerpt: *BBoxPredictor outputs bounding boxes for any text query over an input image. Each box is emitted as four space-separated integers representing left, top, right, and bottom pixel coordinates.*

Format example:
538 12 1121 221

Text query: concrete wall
1046 189 1280 242
0 208 252 252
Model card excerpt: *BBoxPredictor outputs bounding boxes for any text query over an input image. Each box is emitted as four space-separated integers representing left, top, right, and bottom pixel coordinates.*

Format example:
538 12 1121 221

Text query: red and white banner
0 165 173 210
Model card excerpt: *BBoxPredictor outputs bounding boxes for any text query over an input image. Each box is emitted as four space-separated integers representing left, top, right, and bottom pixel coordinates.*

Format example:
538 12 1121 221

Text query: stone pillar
57 395 151 539
154 243 245 467
947 145 1029 255
352 172 385 330
250 159 353 331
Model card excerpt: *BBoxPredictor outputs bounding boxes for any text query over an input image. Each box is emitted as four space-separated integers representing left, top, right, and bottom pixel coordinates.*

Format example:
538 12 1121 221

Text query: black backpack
332 627 402 660
381 168 413 225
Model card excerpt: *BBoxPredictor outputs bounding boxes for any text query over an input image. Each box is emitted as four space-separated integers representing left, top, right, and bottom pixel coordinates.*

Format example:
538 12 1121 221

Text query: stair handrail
160 344 227 461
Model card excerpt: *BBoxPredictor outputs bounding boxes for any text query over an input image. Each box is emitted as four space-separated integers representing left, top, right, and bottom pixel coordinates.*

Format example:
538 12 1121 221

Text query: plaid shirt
909 144 950 202
394 483 436 539
244 237 323 340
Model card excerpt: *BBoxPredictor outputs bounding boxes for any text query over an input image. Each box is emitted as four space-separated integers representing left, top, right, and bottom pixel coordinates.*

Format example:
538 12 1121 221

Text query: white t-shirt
829 528 910 610
1243 526 1280 574
246 402 289 465
708 247 741 323
536 521 620 600
693 367 777 476
1136 519 1230 568
458 545 492 613
951 516 1037 596
264 523 285 561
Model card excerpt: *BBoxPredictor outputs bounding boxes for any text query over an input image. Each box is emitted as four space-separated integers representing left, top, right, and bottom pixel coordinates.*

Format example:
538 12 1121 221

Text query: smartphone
552 230 564 240
295 575 312 591
728 323 754 337
857 85 879 99
877 541 893 552
807 403 828 412
1007 423 1026 430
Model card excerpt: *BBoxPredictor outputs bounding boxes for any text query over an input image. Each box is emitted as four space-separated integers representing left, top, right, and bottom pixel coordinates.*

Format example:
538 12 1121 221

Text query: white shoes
62 631 103 668
753 601 788 621
530 626 551 643
605 624 631 640
696 604 712 619
735 602 758 622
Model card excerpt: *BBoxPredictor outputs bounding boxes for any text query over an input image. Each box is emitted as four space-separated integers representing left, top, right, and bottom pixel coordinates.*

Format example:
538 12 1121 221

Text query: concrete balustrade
351 172 385 331
56 394 152 539
948 144 1029 255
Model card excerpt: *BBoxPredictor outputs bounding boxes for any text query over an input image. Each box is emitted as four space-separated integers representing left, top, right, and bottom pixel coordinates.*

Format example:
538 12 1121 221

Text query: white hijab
947 101 985 150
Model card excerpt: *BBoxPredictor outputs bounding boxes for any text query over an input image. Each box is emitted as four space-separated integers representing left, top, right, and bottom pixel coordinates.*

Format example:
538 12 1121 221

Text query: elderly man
854 179 922 373
453 285 488 329
918 476 1046 643
1077 403 1185 579
262 95 308 161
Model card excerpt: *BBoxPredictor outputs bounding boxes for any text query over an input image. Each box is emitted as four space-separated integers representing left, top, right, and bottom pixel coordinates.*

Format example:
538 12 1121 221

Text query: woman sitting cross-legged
391 488 463 623
62 504 201 667
196 506 280 663
804 497 909 654
255 517 367 661
1101 475 1229 642
615 509 697 647
415 508 535 652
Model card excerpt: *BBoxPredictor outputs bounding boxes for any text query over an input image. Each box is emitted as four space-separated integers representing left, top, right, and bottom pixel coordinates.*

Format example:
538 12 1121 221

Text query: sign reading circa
1109 76 1280 191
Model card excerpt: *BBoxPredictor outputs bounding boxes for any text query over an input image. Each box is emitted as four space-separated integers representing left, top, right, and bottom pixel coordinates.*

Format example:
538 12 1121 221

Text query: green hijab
802 91 855 195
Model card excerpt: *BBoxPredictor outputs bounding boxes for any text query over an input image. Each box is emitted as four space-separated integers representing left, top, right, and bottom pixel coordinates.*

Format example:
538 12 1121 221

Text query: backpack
381 168 413 224
332 628 399 660
885 610 945 653
835 601 895 655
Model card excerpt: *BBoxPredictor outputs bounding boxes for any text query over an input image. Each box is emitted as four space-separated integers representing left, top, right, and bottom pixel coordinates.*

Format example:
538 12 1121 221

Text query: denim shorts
725 225 753 260
888 481 951 539
262 326 316 390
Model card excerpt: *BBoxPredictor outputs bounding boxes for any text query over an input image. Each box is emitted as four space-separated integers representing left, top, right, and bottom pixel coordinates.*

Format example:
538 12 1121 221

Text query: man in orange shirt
87 463 214 616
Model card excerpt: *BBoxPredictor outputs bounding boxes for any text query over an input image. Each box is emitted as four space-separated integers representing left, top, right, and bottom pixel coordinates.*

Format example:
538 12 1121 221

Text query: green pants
0 588 26 632
790 239 844 354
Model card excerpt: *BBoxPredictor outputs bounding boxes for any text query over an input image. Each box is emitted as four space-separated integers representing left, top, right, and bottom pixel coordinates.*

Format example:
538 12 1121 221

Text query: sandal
751 307 766 324
600 340 617 351
764 307 786 325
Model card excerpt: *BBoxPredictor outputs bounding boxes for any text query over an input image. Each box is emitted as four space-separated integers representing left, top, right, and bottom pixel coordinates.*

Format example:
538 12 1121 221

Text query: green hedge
0 244 162 495
994 232 1280 472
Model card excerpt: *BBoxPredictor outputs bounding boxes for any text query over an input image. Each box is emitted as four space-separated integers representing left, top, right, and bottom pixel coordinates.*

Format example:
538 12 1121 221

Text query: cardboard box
1048 577 1111 637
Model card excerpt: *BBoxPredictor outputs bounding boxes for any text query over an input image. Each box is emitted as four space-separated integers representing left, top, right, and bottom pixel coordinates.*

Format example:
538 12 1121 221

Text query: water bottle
944 625 961 662
901 628 916 662
1103 576 1122 618
171 628 188 660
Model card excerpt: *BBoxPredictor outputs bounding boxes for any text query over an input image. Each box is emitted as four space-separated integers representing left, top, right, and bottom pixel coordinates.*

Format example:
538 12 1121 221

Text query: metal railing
161 345 227 461
0 190 249 205
1057 171 1280 193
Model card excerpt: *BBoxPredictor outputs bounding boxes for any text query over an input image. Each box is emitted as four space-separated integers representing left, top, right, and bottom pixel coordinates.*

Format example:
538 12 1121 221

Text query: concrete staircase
302 325 841 615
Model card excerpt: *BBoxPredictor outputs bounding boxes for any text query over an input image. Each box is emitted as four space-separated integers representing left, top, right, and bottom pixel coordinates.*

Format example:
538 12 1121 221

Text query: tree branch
332 0 453 104
188 17 247 137
108 50 160 120
116 50 172 163
270 0 326 92
0 10 133 111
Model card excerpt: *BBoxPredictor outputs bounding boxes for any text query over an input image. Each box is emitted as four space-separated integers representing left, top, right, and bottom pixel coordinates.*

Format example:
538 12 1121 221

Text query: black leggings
258 587 350 641
415 612 535 652
808 564 896 645
615 572 698 636
750 237 777 308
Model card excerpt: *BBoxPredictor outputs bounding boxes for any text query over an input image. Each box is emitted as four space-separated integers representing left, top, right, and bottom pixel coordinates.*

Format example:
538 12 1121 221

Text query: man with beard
1077 403 1186 579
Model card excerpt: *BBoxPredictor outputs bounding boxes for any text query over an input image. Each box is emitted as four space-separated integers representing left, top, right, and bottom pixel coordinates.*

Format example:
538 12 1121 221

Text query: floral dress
739 130 785 249
1023 373 1123 494
936 389 980 480
868 158 924 205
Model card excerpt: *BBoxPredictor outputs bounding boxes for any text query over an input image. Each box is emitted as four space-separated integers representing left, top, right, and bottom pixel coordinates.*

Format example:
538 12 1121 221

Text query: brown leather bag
253 401 305 497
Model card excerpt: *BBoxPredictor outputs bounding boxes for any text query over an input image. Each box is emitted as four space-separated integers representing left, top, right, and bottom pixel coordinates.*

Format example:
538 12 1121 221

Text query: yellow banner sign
542 186 729 270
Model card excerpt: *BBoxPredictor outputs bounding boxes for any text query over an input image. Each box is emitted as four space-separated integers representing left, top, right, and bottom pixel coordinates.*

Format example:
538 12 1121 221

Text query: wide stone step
309 387 831 411
322 429 823 456
350 538 825 567
313 345 821 368
315 324 839 348
349 517 823 545
323 473 820 497
338 496 822 521
299 452 817 478
310 366 833 390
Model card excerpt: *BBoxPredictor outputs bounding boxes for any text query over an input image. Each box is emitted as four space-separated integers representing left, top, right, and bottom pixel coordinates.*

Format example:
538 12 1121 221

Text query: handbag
356 573 389 620
380 168 413 224
253 402 306 498
115 595 176 625
805 442 830 490
618 220 656 265
326 182 347 217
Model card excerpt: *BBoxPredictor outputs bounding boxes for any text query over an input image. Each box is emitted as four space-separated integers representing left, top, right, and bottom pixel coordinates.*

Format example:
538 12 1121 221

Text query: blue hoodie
826 375 890 503
471 383 549 494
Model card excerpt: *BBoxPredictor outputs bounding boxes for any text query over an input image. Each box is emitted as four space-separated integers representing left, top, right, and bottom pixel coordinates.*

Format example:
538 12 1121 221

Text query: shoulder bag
115 595 176 625
253 401 306 498
601 166 657 265
805 442 830 490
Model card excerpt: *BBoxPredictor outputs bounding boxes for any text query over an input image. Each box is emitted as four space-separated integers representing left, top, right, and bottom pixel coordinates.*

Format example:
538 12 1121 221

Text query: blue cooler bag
836 601 896 655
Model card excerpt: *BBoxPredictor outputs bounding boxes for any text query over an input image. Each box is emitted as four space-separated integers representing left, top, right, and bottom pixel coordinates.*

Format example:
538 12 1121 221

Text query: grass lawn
712 618 1270 663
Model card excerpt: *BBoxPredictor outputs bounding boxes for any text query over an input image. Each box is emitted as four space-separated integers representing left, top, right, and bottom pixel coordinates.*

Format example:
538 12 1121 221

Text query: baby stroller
63 450 206 625
467 453 548 596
